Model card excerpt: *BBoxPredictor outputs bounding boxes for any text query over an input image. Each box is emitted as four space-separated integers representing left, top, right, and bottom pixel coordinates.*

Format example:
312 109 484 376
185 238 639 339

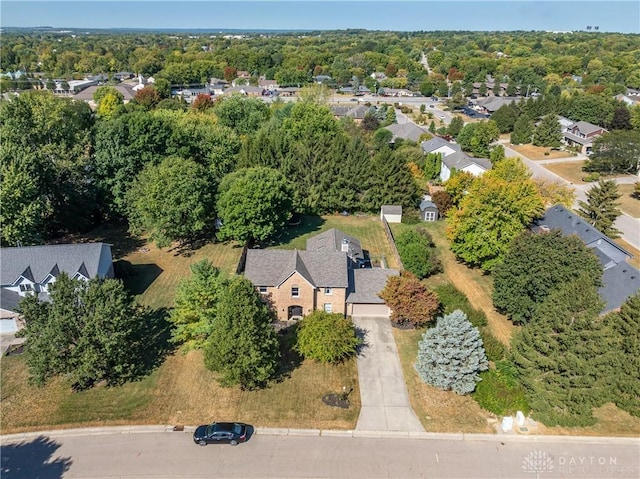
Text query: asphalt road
502 144 640 250
2 430 638 479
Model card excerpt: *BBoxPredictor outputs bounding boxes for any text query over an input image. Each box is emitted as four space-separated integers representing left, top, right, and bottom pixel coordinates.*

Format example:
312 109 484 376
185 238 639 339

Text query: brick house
562 121 607 155
243 229 397 320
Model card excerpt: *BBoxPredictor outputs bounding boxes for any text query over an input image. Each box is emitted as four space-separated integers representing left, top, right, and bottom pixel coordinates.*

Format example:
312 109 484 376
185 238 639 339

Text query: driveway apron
352 316 424 432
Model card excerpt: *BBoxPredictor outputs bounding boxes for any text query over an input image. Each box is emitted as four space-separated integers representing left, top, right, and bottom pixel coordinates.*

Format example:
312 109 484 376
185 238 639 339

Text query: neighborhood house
421 136 491 182
242 229 398 321
0 243 115 332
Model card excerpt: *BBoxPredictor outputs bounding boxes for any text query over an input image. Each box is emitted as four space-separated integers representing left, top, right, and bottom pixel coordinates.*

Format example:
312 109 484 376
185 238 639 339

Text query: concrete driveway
351 316 424 432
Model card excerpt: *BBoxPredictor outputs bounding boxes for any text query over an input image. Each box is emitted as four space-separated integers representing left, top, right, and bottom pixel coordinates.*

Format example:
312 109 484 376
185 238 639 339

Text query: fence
381 217 403 270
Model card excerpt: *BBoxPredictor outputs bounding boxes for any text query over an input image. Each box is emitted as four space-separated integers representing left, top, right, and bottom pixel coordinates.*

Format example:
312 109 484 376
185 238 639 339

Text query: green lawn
269 214 400 269
0 220 360 434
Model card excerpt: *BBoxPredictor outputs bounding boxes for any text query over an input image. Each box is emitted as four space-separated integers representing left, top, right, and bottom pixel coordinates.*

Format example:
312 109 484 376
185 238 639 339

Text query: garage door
351 303 390 317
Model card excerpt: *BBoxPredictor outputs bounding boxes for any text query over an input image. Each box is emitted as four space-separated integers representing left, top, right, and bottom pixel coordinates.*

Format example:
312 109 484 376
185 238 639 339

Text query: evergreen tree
447 116 464 137
491 103 519 133
362 147 419 211
583 130 640 175
609 293 640 417
533 114 562 147
169 260 226 349
489 144 505 163
428 120 436 133
511 276 615 426
578 179 622 238
423 152 442 180
203 276 280 389
609 106 632 130
18 273 143 389
415 310 488 395
510 114 534 144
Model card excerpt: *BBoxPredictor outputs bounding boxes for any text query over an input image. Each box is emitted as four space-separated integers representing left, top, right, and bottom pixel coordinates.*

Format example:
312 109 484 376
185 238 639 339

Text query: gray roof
475 96 522 112
420 199 438 211
567 121 605 136
421 137 462 155
381 205 402 215
0 288 21 313
243 249 348 288
532 205 639 313
385 123 429 142
306 229 364 262
441 151 492 171
73 84 135 101
346 268 399 304
0 243 112 286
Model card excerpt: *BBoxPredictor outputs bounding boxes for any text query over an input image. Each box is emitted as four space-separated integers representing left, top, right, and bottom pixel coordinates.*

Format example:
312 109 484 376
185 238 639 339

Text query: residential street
501 143 640 250
2 429 638 478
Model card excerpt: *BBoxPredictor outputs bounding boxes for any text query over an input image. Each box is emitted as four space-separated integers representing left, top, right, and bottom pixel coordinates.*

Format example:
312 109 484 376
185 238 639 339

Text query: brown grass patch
394 328 494 433
536 403 640 437
418 222 515 346
617 183 640 219
614 238 640 269
544 161 588 184
508 144 577 161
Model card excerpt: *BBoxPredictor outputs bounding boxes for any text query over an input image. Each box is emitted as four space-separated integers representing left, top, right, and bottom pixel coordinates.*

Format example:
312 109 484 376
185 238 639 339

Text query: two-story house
243 229 398 320
0 243 115 331
562 121 607 155
421 137 492 182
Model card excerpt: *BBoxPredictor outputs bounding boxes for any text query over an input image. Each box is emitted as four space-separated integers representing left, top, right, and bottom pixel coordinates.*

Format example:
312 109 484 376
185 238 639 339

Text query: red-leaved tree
379 272 440 328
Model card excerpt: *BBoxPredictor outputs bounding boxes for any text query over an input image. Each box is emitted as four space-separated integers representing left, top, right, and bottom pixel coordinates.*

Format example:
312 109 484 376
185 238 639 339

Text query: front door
288 305 303 319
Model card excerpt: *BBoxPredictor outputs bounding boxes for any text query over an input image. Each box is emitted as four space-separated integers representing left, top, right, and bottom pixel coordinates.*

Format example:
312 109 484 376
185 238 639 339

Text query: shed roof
346 268 399 304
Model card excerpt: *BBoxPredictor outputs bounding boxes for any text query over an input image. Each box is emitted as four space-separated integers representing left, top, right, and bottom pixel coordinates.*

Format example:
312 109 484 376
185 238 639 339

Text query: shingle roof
381 205 403 215
306 229 364 262
568 121 605 136
441 151 491 171
243 249 348 288
73 84 135 101
421 137 461 154
532 204 639 313
0 243 111 286
420 199 438 211
346 268 399 304
385 123 429 142
0 288 21 313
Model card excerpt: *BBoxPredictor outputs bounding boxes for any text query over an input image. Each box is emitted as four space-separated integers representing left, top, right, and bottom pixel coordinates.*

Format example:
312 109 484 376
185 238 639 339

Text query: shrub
479 328 506 361
379 272 440 328
395 228 442 279
473 362 530 416
295 311 360 363
582 172 601 182
434 283 488 327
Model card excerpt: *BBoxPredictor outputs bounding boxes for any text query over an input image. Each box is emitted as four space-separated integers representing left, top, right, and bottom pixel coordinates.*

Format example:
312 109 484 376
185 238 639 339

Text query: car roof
213 422 241 431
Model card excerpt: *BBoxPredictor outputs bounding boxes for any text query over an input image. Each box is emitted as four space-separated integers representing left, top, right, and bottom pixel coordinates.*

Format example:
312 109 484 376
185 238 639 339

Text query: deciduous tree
583 130 640 175
379 272 440 328
295 310 360 363
493 230 602 324
216 167 294 243
127 156 216 247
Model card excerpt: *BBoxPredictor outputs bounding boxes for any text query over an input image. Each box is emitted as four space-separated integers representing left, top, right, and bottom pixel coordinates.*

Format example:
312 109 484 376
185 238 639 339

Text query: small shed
380 205 402 224
420 196 439 222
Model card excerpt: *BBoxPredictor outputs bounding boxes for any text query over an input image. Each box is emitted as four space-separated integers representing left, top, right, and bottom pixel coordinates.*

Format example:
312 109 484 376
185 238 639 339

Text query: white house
421 137 491 182
0 243 115 331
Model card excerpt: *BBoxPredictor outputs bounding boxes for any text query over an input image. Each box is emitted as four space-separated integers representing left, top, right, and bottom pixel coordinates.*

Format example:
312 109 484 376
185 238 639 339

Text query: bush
395 228 442 279
479 328 506 361
295 311 360 363
473 363 530 416
582 172 601 182
434 283 488 327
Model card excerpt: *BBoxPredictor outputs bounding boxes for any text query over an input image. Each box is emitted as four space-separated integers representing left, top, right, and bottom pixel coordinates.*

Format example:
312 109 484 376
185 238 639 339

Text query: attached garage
350 303 390 317
346 268 399 318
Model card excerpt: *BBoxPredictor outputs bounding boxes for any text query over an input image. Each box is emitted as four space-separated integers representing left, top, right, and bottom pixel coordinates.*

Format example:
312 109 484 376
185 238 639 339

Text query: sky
2 1 639 33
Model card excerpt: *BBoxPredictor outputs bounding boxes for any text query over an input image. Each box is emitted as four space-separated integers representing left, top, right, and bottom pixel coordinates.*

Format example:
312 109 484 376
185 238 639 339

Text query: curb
2 426 639 445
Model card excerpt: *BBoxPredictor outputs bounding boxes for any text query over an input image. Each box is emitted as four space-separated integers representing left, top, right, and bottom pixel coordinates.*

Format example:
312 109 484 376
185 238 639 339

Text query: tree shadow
1 436 72 479
261 215 325 248
60 220 147 259
128 307 176 381
272 322 303 383
354 326 369 356
114 260 163 296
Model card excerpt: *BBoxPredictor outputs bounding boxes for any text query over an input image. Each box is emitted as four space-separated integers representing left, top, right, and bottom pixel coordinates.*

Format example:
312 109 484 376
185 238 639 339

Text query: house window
259 286 268 294
19 283 33 292
324 287 332 295
424 211 436 221
324 303 333 313
291 286 299 298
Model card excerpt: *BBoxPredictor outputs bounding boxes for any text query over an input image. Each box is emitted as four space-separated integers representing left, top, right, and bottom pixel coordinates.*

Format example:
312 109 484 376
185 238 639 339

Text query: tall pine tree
510 114 534 145
533 114 562 147
578 179 622 238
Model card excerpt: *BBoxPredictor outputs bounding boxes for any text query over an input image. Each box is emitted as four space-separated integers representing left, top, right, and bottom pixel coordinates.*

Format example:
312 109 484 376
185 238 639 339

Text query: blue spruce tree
415 309 488 394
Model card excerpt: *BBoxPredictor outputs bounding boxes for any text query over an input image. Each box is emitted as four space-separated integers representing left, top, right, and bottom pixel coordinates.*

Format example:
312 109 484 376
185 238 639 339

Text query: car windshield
232 423 243 434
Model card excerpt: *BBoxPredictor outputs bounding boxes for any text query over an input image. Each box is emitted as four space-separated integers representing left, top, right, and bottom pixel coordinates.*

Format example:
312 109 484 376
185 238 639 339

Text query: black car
193 422 248 446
